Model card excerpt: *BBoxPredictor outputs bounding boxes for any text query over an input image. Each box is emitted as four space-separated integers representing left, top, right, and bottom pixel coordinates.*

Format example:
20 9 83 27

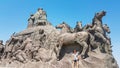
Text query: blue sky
0 0 120 66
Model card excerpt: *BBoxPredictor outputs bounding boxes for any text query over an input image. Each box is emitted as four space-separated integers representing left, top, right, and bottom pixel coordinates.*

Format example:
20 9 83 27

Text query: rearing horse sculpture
91 11 110 44
56 23 92 59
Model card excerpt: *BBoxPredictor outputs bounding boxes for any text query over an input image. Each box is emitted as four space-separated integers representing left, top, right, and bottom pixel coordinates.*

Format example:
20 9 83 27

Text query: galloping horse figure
56 23 92 59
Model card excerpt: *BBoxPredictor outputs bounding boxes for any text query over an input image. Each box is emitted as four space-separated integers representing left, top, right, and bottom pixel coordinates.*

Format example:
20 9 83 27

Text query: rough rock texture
0 8 119 68
0 26 118 68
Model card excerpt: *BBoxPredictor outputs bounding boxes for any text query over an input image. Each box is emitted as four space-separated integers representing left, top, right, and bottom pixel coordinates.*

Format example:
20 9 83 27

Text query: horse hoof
81 55 85 59
57 58 60 61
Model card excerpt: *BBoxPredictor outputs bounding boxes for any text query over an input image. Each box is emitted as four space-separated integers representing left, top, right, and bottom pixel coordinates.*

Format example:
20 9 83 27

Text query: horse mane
64 23 74 32
64 23 71 29
92 12 103 26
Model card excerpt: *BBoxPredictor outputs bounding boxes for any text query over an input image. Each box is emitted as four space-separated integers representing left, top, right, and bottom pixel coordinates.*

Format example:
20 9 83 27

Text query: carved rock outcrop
0 8 118 68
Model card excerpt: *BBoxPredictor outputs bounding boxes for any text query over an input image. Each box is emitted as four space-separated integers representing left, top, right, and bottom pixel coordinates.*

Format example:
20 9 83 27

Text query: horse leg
81 41 88 59
95 33 107 43
56 43 62 60
56 41 62 60
77 41 88 59
56 37 64 60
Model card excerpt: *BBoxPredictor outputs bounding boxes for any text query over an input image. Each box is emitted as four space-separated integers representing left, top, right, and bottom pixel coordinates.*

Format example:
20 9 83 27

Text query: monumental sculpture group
0 8 119 68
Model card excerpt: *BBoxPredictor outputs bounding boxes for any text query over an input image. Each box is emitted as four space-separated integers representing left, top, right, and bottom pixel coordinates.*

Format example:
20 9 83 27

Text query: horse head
95 11 106 20
56 22 73 33
103 24 111 34
76 21 82 26
56 22 66 29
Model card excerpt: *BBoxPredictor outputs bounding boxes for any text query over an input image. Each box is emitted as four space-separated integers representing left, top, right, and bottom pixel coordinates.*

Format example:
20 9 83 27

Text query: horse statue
103 24 110 35
92 11 106 27
56 23 92 60
90 11 109 45
102 24 111 54
74 21 83 32
56 22 74 33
